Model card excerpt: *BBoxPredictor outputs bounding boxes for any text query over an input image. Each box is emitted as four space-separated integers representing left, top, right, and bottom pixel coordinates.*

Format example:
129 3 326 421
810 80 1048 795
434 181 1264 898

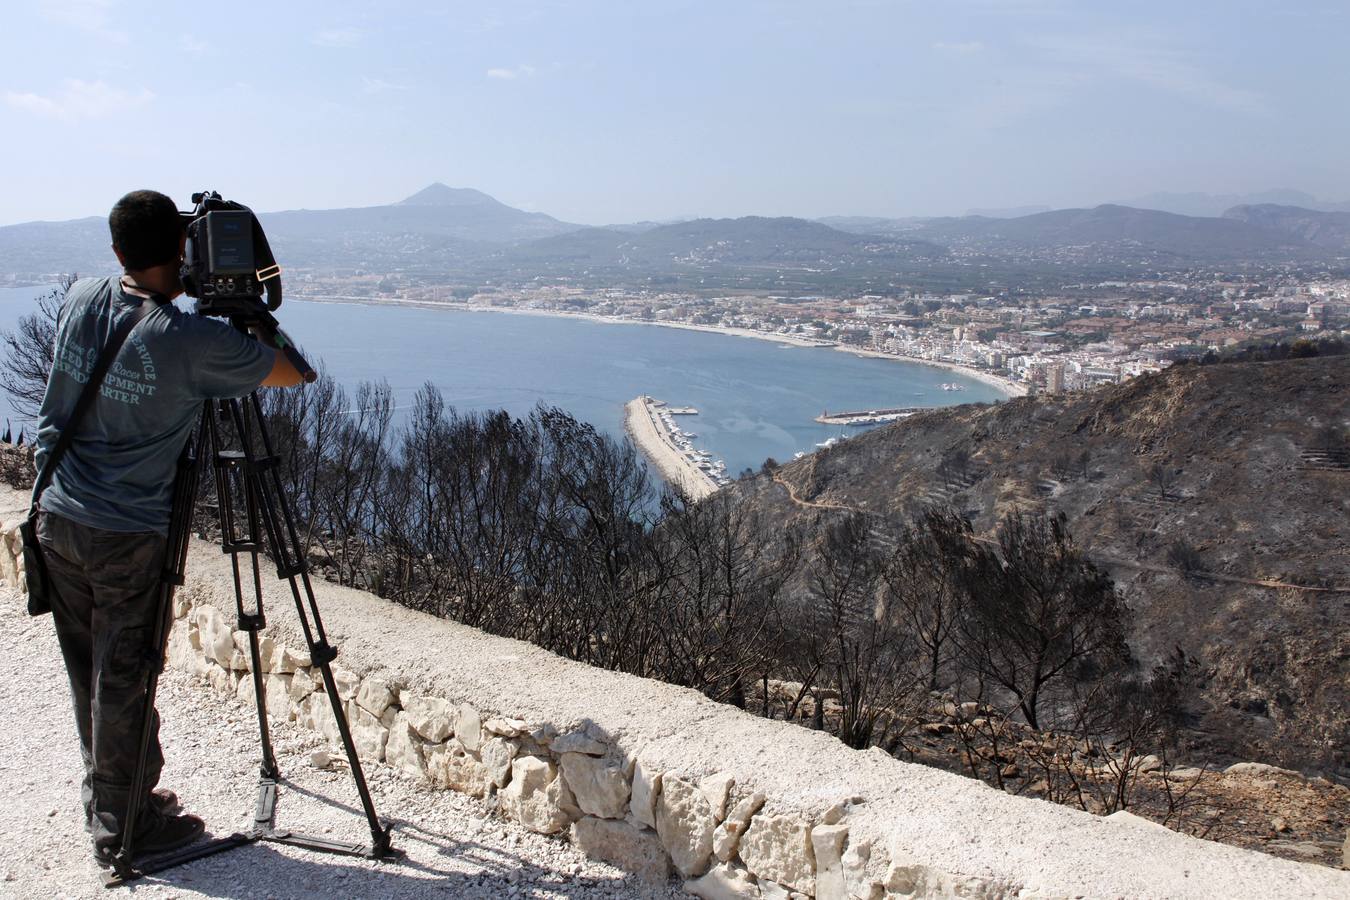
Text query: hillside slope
1223 203 1350 251
729 355 1350 775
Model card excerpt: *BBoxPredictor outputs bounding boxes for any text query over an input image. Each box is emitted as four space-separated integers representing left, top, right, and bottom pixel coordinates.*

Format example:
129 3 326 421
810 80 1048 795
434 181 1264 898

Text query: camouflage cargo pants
37 510 169 854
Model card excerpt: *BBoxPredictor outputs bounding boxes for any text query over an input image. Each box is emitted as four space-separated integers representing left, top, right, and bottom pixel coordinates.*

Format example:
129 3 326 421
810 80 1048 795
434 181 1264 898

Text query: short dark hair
109 190 183 270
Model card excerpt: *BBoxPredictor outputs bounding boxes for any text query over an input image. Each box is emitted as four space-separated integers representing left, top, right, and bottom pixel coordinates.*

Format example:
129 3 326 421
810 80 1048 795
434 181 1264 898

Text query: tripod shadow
143 831 650 899
150 770 667 899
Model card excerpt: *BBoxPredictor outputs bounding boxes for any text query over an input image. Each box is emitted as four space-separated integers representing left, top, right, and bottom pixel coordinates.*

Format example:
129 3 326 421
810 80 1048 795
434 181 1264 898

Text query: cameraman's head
110 190 185 296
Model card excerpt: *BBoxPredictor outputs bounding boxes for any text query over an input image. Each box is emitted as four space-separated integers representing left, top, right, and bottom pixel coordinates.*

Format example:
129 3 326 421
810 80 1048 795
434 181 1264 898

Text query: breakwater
624 396 722 500
815 406 922 426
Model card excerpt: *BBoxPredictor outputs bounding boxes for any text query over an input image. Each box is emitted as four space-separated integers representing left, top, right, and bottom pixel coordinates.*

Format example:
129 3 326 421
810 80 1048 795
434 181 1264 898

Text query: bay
0 285 1006 476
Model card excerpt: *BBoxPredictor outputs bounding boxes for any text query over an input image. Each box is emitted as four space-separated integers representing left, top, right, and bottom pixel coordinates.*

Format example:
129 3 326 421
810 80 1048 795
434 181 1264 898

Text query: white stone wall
162 597 830 897
2 497 1346 899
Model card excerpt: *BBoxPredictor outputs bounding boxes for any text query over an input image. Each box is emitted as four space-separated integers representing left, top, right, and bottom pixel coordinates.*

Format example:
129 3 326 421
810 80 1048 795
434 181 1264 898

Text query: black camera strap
30 291 165 514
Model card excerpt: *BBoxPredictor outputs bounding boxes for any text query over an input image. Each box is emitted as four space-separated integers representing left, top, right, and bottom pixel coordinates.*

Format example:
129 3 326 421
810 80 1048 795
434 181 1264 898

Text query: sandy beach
293 295 1027 397
623 396 719 500
839 347 1029 396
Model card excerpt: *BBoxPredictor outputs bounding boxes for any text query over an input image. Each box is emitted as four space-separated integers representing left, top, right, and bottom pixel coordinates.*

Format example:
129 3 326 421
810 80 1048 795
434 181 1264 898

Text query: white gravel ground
0 592 682 899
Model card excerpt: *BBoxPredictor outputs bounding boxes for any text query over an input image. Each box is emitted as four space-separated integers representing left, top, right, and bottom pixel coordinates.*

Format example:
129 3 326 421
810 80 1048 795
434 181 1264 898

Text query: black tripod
104 348 400 886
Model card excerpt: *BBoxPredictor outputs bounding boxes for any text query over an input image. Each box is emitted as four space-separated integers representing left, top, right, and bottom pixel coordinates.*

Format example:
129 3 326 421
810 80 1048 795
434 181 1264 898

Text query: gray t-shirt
34 276 275 534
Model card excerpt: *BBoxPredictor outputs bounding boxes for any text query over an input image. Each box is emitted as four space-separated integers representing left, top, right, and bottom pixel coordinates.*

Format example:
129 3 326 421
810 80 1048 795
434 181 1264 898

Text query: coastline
623 396 718 501
838 347 1029 397
292 295 1027 397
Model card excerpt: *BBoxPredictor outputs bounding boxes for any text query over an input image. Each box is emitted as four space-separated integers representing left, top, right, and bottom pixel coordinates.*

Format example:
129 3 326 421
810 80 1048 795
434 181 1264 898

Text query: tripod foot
256 825 402 861
100 834 256 889
100 861 140 889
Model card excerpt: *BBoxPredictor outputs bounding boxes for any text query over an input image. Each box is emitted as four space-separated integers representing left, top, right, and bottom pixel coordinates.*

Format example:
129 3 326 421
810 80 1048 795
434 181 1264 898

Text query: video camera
179 190 315 382
179 191 282 317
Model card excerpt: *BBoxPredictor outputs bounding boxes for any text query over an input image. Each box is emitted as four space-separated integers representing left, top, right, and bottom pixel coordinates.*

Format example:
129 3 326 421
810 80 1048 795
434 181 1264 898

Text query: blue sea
0 285 1005 476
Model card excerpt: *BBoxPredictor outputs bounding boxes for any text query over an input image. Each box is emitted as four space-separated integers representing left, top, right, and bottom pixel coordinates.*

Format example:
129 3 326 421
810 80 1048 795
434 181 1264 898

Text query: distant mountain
1120 190 1350 218
0 216 117 278
0 191 1343 287
814 216 931 239
964 205 1053 218
1222 204 1350 252
0 184 584 278
496 216 945 270
261 183 582 248
901 204 1314 263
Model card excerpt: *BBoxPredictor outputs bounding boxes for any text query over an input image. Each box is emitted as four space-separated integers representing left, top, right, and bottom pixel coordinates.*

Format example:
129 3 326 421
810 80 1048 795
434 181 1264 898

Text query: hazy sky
3 0 1348 226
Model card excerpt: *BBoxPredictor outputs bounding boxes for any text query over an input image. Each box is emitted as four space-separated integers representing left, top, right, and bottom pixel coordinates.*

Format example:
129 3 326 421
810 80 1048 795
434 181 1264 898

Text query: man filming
33 189 303 866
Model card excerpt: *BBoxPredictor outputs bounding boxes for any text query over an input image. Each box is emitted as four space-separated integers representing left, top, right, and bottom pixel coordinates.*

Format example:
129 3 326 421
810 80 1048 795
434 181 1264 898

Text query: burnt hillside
727 354 1349 776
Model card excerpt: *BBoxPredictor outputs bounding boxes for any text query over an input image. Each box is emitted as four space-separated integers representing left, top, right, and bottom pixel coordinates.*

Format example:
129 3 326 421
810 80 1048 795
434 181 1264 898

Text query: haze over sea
0 285 1005 477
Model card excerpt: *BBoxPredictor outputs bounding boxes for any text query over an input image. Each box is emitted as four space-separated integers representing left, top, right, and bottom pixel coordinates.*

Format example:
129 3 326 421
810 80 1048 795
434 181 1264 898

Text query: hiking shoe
151 788 181 816
86 790 180 834
95 813 205 868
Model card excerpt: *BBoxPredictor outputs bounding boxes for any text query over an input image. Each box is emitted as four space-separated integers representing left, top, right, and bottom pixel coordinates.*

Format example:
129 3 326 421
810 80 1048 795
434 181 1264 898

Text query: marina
814 406 922 426
624 396 728 500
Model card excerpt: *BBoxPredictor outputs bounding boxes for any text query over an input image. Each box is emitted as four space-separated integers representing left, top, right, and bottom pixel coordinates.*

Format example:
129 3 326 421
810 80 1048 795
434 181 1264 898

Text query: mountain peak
398 183 500 207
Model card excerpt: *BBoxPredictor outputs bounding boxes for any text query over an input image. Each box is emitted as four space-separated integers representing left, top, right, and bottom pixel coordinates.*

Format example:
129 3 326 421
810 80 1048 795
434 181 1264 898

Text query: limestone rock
455 702 483 752
700 772 735 822
384 712 429 780
480 736 518 788
426 743 491 798
685 863 759 899
404 695 453 742
713 791 765 862
560 752 630 819
332 666 360 701
883 847 941 897
238 672 292 710
551 730 607 756
347 702 389 762
1135 754 1163 773
1223 761 1301 778
654 775 715 878
740 813 815 895
630 757 662 828
570 816 670 883
499 756 571 834
195 605 234 667
288 670 317 703
811 824 848 900
1166 767 1205 781
271 645 310 674
230 632 272 670
355 677 394 718
842 838 886 900
206 665 242 697
165 626 195 672
484 716 528 738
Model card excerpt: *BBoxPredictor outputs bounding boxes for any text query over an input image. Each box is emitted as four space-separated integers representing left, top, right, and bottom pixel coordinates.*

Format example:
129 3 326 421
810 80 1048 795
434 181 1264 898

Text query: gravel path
0 591 681 899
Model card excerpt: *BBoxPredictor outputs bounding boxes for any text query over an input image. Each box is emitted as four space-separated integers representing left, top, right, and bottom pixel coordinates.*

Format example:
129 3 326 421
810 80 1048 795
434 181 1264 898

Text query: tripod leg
221 395 396 859
206 402 284 825
105 411 206 884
